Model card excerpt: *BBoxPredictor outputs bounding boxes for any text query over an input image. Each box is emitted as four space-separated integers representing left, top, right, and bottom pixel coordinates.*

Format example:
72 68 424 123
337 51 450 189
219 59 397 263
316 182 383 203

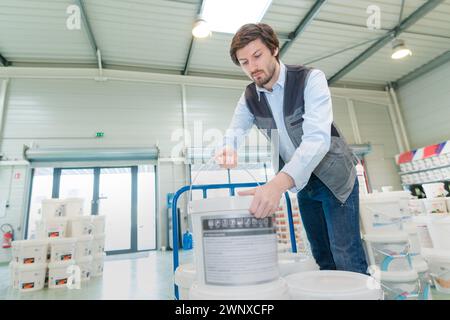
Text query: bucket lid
76 255 93 263
48 260 75 269
189 196 253 215
68 216 92 222
64 197 84 203
91 215 105 221
11 262 47 271
379 270 418 282
174 263 196 287
189 278 288 300
94 233 106 240
421 248 450 264
43 217 68 223
48 237 77 245
76 235 94 242
412 256 428 273
94 253 106 260
285 271 381 299
42 199 64 204
11 239 48 247
363 232 409 243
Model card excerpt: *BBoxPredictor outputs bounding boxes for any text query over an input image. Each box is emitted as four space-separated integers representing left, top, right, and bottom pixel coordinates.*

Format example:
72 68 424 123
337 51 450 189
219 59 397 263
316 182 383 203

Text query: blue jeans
297 174 368 274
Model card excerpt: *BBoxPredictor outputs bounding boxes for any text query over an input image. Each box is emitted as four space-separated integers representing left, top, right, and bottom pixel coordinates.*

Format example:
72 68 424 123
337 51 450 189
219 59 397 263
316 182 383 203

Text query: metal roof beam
280 0 327 58
328 0 445 85
183 0 205 75
0 53 9 66
75 0 102 66
394 50 450 88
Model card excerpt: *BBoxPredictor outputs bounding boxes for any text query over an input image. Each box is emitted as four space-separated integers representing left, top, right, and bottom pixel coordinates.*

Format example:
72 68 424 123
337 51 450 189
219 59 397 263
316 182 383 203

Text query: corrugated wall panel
398 59 450 149
1 78 183 158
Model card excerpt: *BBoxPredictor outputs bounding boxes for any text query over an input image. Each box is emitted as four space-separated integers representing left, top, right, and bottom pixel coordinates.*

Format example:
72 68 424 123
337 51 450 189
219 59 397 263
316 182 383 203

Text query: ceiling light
391 38 412 60
192 19 211 38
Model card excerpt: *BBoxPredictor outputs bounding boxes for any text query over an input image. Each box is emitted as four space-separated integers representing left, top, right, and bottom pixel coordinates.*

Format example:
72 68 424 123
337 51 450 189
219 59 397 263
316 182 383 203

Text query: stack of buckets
174 196 382 300
9 198 106 292
360 190 433 300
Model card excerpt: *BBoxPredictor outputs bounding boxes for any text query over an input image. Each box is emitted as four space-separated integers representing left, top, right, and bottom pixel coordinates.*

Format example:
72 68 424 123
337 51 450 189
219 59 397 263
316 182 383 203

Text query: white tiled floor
0 250 194 300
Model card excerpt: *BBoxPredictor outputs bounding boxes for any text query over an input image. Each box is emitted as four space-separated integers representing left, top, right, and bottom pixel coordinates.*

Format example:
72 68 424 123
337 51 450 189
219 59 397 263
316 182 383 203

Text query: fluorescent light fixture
391 38 412 60
192 19 211 38
201 0 272 34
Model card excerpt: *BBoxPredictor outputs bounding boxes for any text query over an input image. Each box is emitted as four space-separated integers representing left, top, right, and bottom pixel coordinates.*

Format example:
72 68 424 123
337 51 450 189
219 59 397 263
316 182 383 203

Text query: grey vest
244 64 358 203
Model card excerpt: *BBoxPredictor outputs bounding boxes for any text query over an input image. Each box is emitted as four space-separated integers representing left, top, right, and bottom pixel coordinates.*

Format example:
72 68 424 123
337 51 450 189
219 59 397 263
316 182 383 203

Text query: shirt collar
255 61 286 99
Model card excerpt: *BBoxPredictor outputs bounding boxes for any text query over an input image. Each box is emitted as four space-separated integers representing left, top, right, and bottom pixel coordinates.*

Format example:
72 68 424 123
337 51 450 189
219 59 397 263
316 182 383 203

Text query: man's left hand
238 172 295 218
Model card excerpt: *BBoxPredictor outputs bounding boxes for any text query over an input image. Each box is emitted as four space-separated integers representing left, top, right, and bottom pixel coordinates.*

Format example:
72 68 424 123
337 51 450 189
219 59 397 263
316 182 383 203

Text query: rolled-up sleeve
223 92 255 150
281 70 333 192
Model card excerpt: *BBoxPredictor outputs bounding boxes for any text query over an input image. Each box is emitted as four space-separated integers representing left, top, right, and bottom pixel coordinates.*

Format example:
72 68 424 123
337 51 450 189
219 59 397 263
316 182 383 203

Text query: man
215 23 368 274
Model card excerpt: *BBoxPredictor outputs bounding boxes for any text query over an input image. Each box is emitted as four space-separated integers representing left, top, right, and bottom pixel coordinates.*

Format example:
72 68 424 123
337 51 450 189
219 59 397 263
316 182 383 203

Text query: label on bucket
22 282 35 289
23 258 35 264
49 232 60 238
61 254 72 261
201 214 278 286
55 278 68 286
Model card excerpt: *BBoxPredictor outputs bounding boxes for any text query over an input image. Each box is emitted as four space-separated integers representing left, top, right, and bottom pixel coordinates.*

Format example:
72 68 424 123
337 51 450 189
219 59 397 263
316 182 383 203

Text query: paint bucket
11 239 48 265
48 237 77 263
189 196 279 286
189 278 290 300
174 263 196 300
285 270 382 300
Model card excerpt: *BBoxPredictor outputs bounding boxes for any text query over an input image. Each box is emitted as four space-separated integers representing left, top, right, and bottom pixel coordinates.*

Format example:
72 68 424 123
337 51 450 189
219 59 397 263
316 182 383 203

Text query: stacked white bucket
409 183 450 296
9 198 106 292
175 196 382 300
360 189 435 299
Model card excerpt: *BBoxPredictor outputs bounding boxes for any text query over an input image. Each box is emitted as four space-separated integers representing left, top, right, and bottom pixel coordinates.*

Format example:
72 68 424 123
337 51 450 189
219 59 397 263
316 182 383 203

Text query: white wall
398 60 450 149
0 69 402 258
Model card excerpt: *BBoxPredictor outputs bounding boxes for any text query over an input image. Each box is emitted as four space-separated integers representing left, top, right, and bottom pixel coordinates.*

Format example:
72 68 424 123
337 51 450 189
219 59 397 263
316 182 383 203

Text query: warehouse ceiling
0 0 449 90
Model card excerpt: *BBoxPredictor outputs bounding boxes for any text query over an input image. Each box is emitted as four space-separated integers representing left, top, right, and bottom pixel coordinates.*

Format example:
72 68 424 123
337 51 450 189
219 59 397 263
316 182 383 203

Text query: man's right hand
214 146 238 169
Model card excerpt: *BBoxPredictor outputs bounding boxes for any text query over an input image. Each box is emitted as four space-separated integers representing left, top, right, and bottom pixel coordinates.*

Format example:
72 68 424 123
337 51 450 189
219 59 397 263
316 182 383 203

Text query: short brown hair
229 23 280 66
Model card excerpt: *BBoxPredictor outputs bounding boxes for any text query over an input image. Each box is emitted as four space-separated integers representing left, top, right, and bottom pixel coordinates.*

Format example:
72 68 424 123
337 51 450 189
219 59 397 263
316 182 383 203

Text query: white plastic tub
41 199 66 219
48 260 75 289
75 255 93 282
412 216 435 249
74 235 93 259
285 270 382 300
405 227 422 256
91 253 106 277
174 263 197 300
422 249 450 294
379 270 419 300
64 198 84 217
48 237 77 263
91 233 106 255
189 196 279 286
364 233 413 272
35 218 68 239
10 262 47 292
278 252 319 277
408 199 425 215
91 215 106 235
423 198 447 215
360 192 412 234
189 278 290 300
423 183 448 199
67 216 94 237
428 216 450 250
11 239 48 265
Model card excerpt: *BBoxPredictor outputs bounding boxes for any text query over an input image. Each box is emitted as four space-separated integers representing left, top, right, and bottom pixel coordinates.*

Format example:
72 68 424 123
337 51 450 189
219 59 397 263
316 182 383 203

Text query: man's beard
253 63 276 87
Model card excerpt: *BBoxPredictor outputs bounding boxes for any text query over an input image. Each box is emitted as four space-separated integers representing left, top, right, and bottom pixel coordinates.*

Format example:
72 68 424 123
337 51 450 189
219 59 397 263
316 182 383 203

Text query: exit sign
96 132 104 138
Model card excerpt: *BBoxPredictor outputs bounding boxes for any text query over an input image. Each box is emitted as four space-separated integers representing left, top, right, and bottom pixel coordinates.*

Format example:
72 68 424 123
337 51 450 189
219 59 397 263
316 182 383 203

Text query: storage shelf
399 164 450 176
402 178 450 186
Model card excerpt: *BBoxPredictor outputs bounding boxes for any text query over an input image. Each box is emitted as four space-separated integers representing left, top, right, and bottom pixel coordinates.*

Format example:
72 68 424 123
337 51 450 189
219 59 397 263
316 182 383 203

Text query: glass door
98 167 133 253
